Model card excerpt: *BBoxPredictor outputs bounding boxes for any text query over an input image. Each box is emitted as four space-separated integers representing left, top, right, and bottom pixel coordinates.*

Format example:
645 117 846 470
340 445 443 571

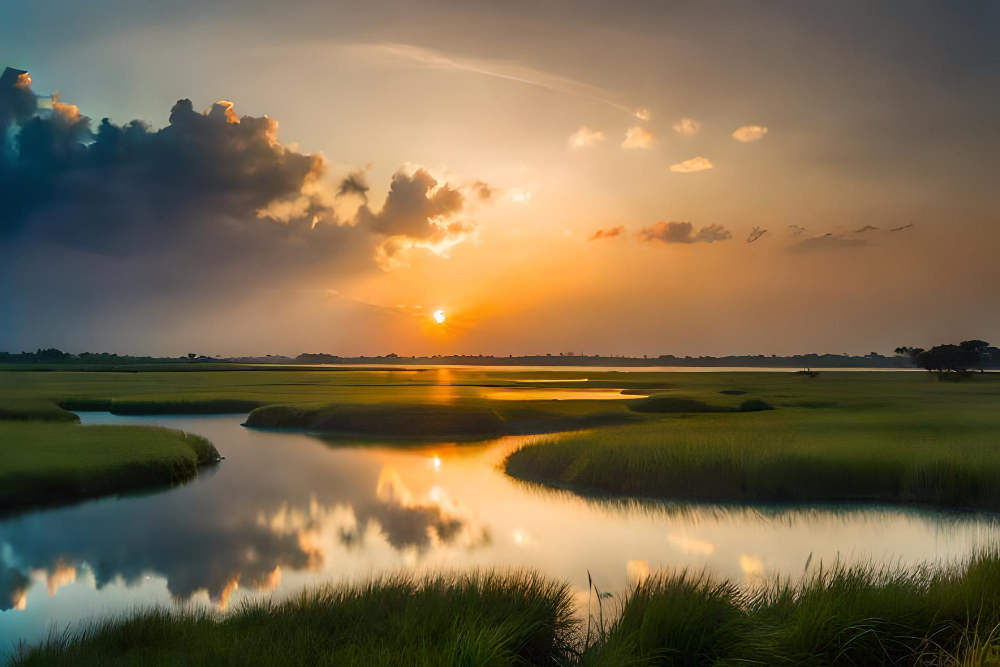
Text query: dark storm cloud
0 69 491 339
640 221 731 244
1 81 329 252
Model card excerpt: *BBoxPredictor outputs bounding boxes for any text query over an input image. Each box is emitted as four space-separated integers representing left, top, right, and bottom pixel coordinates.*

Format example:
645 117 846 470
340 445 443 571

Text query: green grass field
11 555 1000 666
4 367 1000 509
9 571 576 667
503 373 1000 510
0 422 220 512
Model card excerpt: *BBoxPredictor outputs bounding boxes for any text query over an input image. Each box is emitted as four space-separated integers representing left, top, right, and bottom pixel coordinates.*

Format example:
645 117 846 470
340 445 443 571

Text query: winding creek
3 411 1000 647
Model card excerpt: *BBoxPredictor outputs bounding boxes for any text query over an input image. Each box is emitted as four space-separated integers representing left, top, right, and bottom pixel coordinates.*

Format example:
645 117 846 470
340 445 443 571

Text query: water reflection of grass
504 468 1000 531
0 422 220 512
14 555 1000 666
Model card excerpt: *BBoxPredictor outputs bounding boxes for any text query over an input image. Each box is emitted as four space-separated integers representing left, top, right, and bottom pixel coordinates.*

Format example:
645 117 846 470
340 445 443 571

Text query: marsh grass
0 400 79 423
245 402 509 439
9 570 578 667
13 557 1000 666
0 422 220 511
581 550 1000 666
505 407 1000 510
245 400 641 439
627 396 723 413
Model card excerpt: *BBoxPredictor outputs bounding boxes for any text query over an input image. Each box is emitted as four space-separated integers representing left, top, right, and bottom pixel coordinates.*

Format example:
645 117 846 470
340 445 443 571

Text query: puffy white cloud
634 108 652 121
669 156 713 173
568 126 605 147
622 126 656 149
671 118 701 135
732 125 769 142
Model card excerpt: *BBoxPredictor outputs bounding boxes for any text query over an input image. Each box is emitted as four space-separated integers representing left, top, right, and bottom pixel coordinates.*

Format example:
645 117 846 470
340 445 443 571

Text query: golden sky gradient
1 2 998 356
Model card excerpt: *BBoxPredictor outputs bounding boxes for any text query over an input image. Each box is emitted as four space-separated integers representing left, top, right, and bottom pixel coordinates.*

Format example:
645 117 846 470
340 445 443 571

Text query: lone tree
895 340 990 379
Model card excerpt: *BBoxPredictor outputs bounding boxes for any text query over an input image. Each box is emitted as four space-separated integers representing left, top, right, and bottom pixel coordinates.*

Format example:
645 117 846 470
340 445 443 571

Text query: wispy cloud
791 233 868 252
669 156 713 173
732 125 768 142
364 43 649 119
853 225 879 233
672 118 701 135
588 225 625 241
640 221 731 244
568 126 605 147
622 126 656 149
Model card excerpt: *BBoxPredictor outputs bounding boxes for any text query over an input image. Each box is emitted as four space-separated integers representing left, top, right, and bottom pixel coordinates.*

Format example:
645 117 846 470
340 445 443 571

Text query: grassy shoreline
504 414 1000 511
0 422 221 512
11 555 1000 666
9 571 576 667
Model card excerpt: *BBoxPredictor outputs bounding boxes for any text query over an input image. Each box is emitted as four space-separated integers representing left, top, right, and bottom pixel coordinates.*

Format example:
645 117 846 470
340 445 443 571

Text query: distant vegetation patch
719 389 747 395
627 396 723 414
245 400 643 439
738 399 774 412
245 402 508 439
0 400 79 423
11 570 575 667
0 422 220 512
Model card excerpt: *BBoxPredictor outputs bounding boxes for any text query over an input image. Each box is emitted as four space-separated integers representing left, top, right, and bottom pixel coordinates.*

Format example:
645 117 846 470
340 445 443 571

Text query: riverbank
0 422 220 512
11 554 1000 666
505 400 1000 511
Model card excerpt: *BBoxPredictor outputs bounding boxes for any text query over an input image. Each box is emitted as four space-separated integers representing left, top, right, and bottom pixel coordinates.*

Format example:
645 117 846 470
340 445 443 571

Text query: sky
1 1 998 357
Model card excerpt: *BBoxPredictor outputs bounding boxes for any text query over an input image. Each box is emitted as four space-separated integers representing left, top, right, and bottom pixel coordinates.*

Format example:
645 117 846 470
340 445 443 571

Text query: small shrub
739 399 775 412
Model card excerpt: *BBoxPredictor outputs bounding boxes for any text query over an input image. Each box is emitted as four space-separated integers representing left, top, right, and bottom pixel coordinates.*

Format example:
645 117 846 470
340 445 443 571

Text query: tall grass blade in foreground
581 549 1000 666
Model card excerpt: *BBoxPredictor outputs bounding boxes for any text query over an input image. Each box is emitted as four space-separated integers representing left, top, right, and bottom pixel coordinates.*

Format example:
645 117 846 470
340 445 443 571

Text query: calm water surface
2 412 998 646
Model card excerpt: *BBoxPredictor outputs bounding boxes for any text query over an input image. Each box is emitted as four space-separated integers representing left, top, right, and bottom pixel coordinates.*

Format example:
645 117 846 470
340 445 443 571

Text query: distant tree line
0 349 186 364
895 340 997 379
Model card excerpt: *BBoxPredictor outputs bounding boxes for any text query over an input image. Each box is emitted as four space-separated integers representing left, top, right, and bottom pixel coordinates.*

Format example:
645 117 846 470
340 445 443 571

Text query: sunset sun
433 309 446 324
